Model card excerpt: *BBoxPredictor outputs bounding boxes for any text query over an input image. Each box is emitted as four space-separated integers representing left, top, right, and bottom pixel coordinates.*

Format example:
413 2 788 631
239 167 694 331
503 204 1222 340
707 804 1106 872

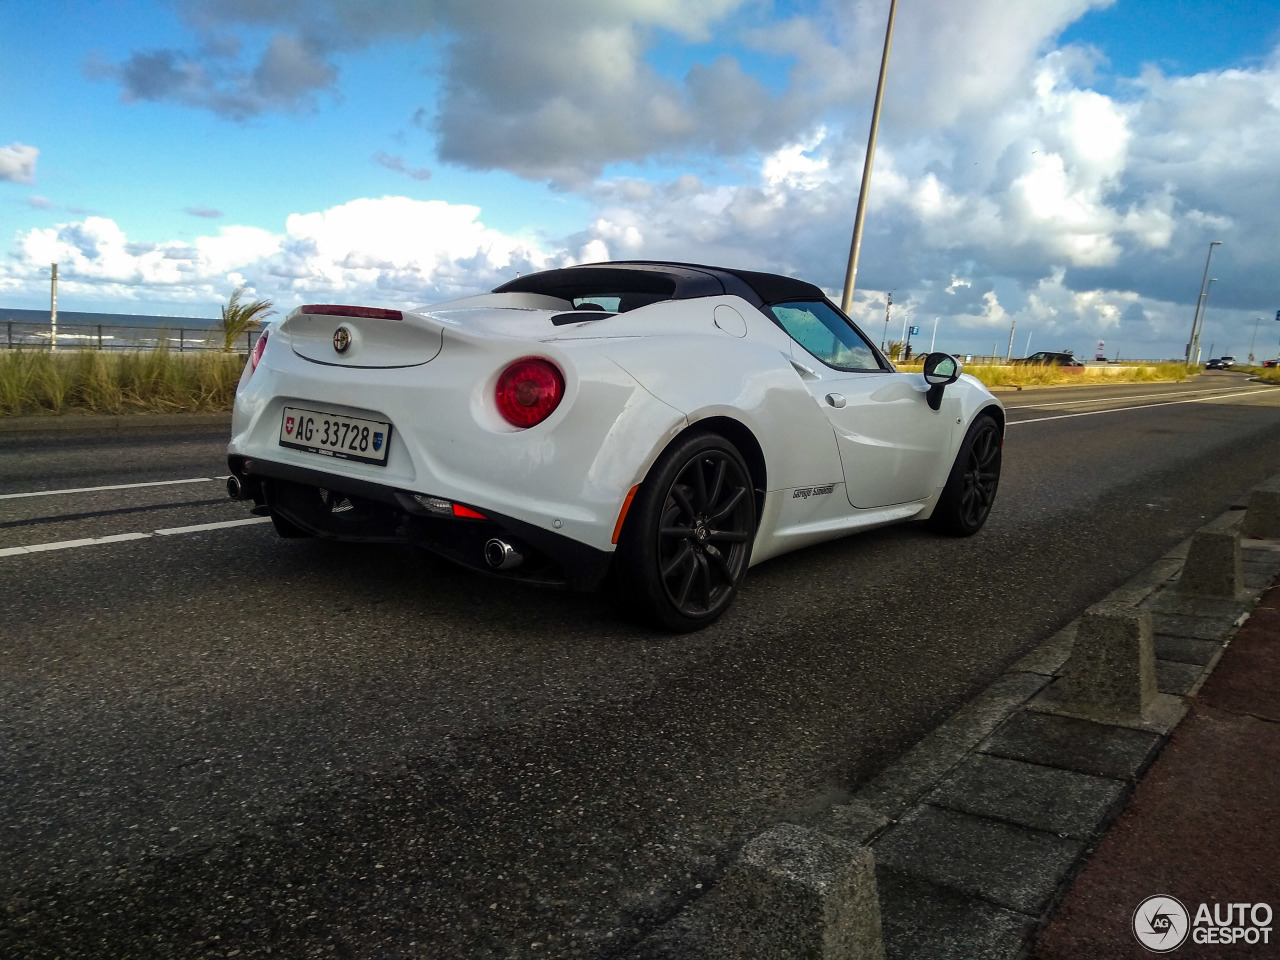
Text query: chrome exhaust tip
226 475 245 500
484 538 523 571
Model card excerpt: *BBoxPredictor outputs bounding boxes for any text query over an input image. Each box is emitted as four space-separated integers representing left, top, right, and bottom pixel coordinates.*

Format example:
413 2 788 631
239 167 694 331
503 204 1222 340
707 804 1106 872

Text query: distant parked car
1220 356 1236 367
1263 359 1279 368
1013 351 1084 367
1205 358 1226 370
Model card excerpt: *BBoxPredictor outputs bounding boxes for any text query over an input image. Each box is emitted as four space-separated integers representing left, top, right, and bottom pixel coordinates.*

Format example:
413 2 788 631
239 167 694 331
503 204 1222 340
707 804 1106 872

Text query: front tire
930 414 1002 536
615 432 756 632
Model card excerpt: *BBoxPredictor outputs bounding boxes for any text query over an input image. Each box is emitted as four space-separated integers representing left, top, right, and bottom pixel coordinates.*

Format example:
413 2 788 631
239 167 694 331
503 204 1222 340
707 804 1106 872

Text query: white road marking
0 477 221 500
0 518 269 558
1006 384 1257 409
1007 388 1275 426
154 517 271 536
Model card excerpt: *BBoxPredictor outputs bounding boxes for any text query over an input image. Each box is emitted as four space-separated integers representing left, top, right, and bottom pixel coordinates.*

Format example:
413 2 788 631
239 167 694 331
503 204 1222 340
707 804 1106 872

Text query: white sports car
227 261 1003 630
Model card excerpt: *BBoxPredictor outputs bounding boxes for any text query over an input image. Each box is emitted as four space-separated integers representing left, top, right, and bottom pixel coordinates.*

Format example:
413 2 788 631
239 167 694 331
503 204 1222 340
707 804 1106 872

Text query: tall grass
0 347 243 416
959 361 1193 388
1253 366 1280 385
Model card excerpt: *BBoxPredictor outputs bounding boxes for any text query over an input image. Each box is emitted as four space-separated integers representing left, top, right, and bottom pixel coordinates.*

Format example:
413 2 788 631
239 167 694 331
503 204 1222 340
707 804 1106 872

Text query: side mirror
922 353 961 410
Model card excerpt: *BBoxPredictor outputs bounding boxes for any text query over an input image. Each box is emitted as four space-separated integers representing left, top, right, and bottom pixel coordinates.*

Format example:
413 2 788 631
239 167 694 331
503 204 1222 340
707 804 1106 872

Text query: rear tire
930 415 1001 536
614 432 756 632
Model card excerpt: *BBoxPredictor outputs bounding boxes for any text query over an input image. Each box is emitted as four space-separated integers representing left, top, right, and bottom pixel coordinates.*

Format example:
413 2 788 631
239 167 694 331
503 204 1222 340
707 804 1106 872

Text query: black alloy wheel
615 432 756 631
930 415 1002 536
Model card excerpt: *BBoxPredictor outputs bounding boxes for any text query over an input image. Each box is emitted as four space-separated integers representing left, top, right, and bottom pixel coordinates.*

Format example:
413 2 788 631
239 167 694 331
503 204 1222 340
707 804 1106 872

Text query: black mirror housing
922 353 961 410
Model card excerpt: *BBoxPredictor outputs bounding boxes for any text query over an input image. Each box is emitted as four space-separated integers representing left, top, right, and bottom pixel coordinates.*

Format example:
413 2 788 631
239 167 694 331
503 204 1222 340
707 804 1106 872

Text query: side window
767 301 883 372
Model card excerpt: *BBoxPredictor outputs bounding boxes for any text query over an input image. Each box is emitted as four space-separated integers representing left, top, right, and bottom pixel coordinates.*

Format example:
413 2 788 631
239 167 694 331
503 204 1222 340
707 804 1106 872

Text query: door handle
825 393 846 408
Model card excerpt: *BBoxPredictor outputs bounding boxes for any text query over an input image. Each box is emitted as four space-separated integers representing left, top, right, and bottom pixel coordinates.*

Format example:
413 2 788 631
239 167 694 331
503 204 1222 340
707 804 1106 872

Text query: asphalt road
3 371 1280 959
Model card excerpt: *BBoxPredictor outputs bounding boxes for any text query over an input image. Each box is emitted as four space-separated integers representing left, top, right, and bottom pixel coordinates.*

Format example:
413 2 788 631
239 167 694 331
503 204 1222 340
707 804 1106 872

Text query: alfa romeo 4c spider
227 261 1003 630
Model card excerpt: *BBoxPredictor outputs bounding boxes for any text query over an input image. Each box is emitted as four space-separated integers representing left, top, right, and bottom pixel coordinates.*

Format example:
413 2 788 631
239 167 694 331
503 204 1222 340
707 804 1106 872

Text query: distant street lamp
1185 241 1222 363
840 0 899 315
1249 317 1262 364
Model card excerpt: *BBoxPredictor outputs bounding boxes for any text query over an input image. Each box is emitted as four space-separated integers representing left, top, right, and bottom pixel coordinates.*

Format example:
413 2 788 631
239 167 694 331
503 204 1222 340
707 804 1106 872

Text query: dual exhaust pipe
230 471 524 572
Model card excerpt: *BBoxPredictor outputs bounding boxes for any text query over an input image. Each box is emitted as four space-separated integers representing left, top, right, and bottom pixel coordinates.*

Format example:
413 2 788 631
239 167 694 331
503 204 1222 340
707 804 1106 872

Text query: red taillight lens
495 357 564 428
249 329 269 374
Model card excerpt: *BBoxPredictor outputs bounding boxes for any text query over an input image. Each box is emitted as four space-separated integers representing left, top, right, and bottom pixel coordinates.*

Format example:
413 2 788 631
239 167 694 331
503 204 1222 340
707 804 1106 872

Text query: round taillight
250 328 269 373
495 357 564 428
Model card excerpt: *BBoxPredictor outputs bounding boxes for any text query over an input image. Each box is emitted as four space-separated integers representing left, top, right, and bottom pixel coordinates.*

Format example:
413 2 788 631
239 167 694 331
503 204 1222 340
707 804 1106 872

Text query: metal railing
2 321 259 353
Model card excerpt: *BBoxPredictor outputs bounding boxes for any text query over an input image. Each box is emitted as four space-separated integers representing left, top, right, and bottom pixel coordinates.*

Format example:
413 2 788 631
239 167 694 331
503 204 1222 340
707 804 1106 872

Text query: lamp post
1193 278 1217 364
1249 317 1262 365
1185 241 1222 363
840 0 899 314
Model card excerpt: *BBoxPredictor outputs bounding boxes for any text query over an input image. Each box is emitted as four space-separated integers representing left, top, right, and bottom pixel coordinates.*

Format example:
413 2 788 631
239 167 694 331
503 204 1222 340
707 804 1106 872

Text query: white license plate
279 406 392 465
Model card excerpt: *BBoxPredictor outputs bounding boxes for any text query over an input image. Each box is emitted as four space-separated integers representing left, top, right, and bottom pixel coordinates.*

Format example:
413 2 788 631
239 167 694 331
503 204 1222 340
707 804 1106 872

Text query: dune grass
1252 366 1280 385
0 348 244 416
961 361 1193 388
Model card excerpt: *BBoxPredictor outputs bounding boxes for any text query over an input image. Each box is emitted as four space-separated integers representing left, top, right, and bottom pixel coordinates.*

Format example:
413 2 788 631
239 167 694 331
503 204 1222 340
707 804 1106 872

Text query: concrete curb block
1177 525 1244 598
0 412 232 435
708 824 884 960
1244 477 1280 539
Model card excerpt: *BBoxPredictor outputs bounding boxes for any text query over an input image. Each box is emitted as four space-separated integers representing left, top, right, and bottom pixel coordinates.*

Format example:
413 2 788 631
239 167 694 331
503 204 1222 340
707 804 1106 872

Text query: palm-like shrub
217 288 275 352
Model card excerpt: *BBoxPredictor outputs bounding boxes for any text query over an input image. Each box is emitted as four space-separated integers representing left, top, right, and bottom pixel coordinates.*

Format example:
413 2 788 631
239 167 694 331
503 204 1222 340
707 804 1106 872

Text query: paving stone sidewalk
1029 581 1280 959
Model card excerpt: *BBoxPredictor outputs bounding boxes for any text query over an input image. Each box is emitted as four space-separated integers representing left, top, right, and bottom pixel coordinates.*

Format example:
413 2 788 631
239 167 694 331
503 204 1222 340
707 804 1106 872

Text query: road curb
0 411 232 435
628 492 1280 959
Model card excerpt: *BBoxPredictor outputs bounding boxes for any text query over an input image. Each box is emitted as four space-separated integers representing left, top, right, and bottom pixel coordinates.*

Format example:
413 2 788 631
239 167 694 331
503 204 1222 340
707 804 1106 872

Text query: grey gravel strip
0 411 231 434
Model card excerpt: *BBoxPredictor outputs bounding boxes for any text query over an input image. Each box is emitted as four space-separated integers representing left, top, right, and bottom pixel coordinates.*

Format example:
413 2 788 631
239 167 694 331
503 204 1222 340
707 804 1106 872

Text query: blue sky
2 0 1279 360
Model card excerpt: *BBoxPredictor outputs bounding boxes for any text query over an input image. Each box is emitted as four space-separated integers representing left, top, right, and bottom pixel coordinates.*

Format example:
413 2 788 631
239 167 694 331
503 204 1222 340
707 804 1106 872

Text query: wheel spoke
660 524 693 539
674 552 698 607
696 552 713 610
661 541 694 578
707 458 726 508
691 459 709 511
704 544 734 582
707 528 749 543
708 485 746 522
671 485 697 521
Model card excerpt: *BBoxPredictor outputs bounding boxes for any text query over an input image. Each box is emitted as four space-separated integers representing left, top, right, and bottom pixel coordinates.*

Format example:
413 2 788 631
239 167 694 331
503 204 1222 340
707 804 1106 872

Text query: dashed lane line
1006 388 1276 425
0 517 271 558
1003 384 1262 409
0 477 222 500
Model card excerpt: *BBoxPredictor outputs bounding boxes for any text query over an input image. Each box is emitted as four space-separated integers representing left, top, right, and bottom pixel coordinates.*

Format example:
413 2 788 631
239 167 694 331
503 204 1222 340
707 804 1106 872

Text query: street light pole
1249 317 1262 364
1185 241 1221 363
881 292 892 351
840 0 899 315
1194 278 1217 364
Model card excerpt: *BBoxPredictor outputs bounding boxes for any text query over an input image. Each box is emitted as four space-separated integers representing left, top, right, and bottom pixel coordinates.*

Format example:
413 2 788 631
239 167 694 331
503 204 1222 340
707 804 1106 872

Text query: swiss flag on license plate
285 416 295 435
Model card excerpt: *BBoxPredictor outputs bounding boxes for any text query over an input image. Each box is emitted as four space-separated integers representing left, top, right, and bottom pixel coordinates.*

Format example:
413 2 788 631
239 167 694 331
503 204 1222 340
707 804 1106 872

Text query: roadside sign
909 325 920 335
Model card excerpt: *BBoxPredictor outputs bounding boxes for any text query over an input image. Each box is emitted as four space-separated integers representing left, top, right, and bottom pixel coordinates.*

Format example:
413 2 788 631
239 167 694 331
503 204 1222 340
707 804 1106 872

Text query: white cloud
0 197 551 310
0 142 39 184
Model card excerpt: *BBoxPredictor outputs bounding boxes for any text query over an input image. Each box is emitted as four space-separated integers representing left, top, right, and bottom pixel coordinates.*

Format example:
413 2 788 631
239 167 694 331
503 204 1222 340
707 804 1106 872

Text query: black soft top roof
492 260 828 308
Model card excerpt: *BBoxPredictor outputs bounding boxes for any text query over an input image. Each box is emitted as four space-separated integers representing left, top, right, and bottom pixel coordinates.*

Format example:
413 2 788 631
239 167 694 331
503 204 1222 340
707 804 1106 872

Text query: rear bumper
228 455 613 591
